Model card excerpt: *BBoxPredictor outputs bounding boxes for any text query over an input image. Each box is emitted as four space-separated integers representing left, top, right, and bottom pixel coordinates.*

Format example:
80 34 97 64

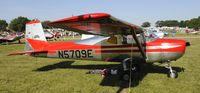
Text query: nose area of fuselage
162 39 186 62
146 39 186 63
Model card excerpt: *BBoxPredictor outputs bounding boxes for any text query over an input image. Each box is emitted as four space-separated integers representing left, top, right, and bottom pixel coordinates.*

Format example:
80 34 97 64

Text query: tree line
142 16 200 30
155 17 200 30
0 16 51 32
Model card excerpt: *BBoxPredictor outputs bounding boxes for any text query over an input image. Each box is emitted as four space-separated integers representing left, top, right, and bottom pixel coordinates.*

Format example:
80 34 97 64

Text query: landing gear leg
121 58 140 81
165 63 178 78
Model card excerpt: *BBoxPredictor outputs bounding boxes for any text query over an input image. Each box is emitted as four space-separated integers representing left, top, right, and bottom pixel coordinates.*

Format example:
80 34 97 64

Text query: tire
120 71 130 82
167 70 178 78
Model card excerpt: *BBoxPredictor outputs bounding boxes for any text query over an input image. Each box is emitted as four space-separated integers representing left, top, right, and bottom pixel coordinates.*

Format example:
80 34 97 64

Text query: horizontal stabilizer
8 50 48 56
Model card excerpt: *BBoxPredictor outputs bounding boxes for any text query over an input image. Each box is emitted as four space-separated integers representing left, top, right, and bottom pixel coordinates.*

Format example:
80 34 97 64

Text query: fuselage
29 35 186 63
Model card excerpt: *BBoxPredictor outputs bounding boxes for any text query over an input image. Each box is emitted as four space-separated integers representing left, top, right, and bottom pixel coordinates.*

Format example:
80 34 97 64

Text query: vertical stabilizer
25 20 48 51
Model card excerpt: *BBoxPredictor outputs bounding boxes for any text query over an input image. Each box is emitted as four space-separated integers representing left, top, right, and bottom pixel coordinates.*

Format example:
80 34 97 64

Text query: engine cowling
145 39 186 63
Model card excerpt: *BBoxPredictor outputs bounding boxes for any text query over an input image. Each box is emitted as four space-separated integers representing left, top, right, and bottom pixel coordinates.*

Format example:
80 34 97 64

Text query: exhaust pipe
186 42 190 46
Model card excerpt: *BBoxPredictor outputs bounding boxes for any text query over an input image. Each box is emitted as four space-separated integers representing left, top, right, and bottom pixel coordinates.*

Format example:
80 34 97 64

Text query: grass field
0 34 200 93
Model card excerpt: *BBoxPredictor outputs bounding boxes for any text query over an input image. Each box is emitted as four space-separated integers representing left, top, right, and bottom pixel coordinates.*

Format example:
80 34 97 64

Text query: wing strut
127 29 146 92
128 29 146 93
131 29 146 59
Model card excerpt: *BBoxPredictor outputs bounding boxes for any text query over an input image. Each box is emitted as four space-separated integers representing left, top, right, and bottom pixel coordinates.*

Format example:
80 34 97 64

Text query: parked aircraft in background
0 32 24 44
44 30 63 40
145 27 168 38
44 30 54 39
185 29 199 35
10 13 189 81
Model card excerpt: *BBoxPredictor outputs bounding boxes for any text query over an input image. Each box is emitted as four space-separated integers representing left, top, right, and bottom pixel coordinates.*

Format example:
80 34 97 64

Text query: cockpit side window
123 33 145 44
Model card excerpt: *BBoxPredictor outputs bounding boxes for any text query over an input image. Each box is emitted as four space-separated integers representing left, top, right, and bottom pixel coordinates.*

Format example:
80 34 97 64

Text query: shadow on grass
35 61 120 71
35 61 184 93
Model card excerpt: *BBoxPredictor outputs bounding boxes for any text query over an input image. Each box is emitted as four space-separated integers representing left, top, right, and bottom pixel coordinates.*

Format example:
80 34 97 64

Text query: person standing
171 30 176 37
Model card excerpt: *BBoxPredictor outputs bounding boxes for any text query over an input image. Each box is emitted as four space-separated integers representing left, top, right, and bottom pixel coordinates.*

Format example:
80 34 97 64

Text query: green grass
0 34 200 93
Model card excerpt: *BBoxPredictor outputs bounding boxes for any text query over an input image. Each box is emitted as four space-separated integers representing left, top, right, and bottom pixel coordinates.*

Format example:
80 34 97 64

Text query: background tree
9 16 30 32
187 17 200 30
141 22 151 27
179 20 187 27
165 20 179 27
42 20 52 29
155 21 164 27
0 19 8 31
155 20 179 27
155 17 200 30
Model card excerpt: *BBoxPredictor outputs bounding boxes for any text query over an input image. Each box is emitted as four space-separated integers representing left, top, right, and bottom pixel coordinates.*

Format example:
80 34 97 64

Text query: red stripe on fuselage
95 49 140 53
27 39 138 51
47 42 137 50
101 44 137 48
146 47 185 52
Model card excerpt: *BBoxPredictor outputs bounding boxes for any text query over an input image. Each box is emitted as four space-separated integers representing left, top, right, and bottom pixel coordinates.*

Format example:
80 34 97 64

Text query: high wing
48 13 146 58
48 13 143 36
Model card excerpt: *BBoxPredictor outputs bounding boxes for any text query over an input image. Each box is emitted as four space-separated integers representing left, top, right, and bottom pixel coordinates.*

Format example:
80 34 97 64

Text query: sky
1 0 200 26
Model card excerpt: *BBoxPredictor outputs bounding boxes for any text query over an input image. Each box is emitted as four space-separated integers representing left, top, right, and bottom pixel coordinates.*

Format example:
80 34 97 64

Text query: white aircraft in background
145 27 168 38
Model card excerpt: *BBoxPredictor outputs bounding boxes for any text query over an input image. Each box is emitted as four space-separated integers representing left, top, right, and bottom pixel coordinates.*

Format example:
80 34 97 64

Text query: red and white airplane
10 13 188 81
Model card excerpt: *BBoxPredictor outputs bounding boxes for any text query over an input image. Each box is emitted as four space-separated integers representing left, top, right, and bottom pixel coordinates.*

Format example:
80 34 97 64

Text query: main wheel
167 70 178 78
121 71 131 81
